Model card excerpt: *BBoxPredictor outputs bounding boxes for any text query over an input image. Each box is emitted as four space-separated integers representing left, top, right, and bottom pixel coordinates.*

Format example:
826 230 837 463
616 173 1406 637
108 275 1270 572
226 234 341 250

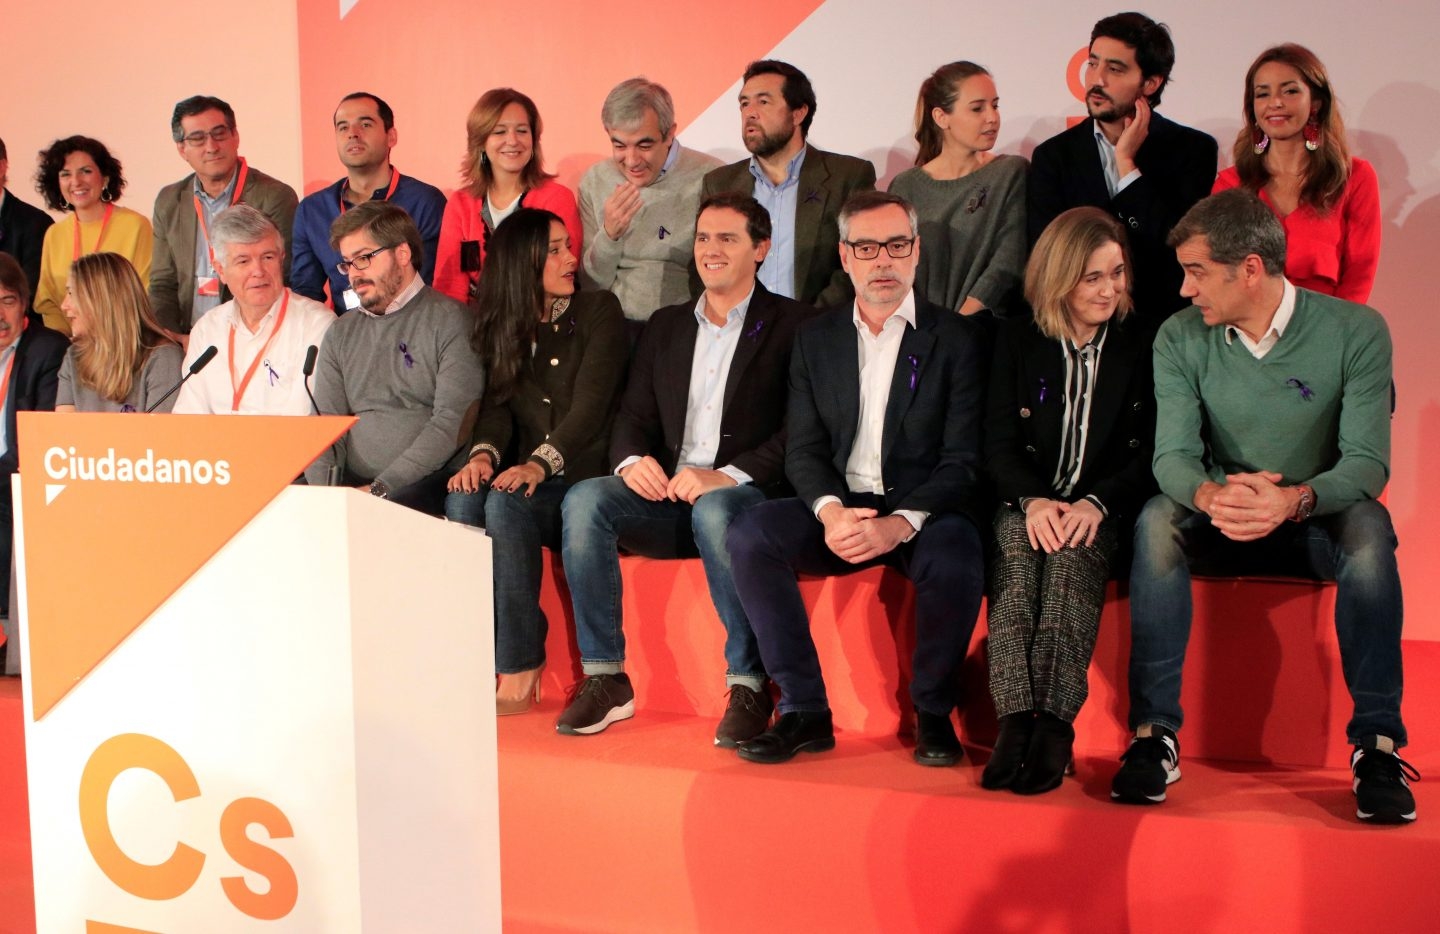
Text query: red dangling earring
1252 124 1270 155
1303 116 1321 152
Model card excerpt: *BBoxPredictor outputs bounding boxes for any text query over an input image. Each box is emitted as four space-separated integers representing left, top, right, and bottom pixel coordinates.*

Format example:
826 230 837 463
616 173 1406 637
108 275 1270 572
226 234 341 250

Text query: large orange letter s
79 734 205 900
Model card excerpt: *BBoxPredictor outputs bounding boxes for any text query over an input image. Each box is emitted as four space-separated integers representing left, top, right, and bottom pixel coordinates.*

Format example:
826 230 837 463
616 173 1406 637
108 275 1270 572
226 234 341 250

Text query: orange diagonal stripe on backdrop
18 413 354 721
296 0 828 194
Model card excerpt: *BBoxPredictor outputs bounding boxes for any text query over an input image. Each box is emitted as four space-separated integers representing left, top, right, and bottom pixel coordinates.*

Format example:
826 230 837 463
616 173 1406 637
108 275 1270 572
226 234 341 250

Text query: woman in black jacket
981 206 1156 793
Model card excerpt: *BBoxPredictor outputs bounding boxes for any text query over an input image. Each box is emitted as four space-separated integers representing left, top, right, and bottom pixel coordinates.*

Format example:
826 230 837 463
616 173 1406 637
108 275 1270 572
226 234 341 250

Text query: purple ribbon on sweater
907 354 920 391
1285 377 1314 401
120 403 136 413
399 341 414 369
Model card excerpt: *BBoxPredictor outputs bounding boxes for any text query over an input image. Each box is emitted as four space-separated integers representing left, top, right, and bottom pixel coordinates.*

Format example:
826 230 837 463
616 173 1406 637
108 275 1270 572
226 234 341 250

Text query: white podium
15 413 500 932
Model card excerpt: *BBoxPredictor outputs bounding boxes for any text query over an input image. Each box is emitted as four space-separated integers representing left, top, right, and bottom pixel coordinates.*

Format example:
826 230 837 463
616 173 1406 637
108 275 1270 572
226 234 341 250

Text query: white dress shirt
173 290 336 415
1226 278 1297 359
1093 121 1141 198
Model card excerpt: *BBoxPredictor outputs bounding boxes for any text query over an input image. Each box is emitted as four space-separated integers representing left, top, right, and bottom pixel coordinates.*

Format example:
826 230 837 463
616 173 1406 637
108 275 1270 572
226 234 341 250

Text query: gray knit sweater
888 154 1027 316
306 284 485 489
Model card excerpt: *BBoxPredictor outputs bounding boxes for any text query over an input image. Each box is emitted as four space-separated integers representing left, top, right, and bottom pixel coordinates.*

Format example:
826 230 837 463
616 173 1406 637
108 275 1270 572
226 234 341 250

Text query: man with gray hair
174 204 334 415
150 95 299 337
1112 188 1416 824
578 77 720 323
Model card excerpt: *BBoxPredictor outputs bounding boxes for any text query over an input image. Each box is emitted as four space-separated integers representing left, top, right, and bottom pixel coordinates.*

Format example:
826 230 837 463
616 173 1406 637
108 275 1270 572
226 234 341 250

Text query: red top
1212 157 1380 304
433 178 583 303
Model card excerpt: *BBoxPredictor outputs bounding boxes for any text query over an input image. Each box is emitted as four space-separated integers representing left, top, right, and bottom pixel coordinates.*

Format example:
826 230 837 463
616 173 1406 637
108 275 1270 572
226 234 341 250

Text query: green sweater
1152 287 1391 516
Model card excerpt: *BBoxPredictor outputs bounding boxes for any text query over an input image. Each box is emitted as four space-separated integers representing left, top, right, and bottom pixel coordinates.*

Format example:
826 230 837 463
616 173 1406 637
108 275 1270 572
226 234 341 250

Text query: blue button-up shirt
749 148 806 299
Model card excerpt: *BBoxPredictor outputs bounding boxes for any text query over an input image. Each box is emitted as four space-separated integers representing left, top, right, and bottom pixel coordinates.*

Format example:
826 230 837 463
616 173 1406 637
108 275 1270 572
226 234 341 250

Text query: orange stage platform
2 558 1436 931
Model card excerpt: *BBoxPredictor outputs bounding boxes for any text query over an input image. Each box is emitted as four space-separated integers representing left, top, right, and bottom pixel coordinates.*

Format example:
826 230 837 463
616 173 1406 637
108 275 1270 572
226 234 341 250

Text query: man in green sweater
1112 189 1416 823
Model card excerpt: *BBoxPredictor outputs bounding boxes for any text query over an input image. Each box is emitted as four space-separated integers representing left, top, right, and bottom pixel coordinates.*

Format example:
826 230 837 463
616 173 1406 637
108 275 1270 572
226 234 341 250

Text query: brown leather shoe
714 684 774 748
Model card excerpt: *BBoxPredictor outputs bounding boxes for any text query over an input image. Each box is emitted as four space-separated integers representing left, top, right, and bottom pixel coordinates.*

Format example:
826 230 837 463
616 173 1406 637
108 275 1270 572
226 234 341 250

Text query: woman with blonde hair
433 88 583 302
1213 44 1379 302
56 252 181 413
888 61 1026 317
980 207 1155 794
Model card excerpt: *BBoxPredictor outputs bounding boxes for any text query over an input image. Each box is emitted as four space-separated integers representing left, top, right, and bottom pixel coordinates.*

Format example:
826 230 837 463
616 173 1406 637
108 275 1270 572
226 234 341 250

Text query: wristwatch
1289 484 1316 523
369 479 391 499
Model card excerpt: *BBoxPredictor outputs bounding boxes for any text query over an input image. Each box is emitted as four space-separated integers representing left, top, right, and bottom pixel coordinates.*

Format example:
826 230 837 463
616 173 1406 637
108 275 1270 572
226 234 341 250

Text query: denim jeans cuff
580 660 625 676
726 673 765 691
777 702 830 716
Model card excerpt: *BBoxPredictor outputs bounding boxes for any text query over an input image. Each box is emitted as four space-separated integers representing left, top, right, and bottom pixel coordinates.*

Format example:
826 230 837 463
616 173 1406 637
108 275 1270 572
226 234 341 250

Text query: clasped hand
1024 497 1104 553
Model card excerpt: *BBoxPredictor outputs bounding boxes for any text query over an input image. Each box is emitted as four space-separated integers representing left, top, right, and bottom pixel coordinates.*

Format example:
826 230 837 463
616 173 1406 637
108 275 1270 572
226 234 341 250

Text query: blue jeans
727 497 986 717
560 475 768 684
445 480 568 673
1128 494 1406 745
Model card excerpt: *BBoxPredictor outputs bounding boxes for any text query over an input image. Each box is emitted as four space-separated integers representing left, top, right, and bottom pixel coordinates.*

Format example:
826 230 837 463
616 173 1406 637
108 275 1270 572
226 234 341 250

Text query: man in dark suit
150 96 299 336
0 138 55 299
726 191 989 766
701 60 875 308
0 253 68 671
558 193 817 746
1027 12 1216 328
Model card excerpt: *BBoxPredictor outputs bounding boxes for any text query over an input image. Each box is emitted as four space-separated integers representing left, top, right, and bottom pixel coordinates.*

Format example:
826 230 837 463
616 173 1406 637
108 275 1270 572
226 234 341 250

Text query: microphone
302 344 320 414
146 345 218 413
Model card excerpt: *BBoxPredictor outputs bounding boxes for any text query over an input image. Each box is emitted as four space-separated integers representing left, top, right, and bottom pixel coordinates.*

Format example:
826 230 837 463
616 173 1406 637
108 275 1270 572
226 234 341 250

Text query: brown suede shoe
714 684 774 748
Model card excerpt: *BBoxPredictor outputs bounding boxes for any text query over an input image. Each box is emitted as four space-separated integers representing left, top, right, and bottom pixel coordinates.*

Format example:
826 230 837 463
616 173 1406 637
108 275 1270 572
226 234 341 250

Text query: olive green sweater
1152 287 1391 515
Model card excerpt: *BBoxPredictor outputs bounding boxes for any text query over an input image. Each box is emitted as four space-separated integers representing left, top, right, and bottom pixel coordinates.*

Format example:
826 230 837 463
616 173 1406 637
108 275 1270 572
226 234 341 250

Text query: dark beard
745 126 796 159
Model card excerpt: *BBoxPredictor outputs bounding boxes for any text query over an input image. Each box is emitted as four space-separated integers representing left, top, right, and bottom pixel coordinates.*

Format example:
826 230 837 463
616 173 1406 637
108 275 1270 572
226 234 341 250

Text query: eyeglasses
843 237 916 260
180 126 235 148
336 244 399 274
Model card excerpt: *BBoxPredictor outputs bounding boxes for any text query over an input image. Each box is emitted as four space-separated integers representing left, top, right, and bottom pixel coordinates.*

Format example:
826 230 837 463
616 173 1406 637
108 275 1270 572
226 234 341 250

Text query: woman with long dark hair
433 89 583 303
888 61 1027 317
981 207 1155 794
56 252 181 413
1213 44 1379 303
445 208 627 714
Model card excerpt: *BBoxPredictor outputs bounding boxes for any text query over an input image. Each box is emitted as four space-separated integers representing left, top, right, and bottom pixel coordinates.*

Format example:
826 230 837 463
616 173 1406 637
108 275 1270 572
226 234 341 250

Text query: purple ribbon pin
658 225 670 240
907 354 920 391
1038 377 1049 404
265 359 279 386
804 190 821 204
745 319 765 341
121 403 136 413
399 341 414 369
965 186 989 214
1285 377 1314 401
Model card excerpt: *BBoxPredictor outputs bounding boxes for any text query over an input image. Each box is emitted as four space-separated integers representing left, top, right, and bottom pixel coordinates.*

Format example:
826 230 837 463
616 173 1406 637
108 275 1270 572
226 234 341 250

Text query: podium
14 414 500 931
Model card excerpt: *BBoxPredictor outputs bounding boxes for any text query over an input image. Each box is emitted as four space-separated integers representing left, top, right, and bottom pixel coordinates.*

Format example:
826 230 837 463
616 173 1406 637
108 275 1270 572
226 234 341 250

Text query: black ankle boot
981 712 1035 790
1013 711 1075 795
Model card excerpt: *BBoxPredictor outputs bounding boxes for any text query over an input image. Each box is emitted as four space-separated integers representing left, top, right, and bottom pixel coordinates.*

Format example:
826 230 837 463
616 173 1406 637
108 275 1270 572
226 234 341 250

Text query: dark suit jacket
0 312 68 475
786 296 988 527
609 281 817 492
0 189 55 299
984 316 1156 527
149 164 299 334
700 145 876 307
1027 113 1217 327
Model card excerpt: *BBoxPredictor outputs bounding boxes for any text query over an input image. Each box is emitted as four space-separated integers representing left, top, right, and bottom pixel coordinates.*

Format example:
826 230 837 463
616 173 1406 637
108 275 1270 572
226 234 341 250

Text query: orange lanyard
193 157 250 271
71 203 115 258
227 290 290 411
0 319 28 416
338 166 399 213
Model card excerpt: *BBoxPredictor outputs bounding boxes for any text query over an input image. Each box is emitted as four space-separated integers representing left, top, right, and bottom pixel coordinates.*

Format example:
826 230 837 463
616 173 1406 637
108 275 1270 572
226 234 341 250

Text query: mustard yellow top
34 206 153 335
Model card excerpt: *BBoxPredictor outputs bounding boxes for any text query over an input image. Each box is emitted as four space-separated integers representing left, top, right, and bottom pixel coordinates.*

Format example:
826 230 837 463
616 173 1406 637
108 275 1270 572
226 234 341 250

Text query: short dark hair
1091 12 1175 107
34 136 126 212
170 95 236 143
0 136 8 162
837 190 917 242
697 192 772 246
329 201 424 271
336 92 394 131
742 60 817 137
0 252 30 309
1167 189 1286 276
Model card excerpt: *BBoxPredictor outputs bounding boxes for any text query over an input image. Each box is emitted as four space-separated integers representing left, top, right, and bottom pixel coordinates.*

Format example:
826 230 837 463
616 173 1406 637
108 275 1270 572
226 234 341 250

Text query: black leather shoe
736 710 835 764
1013 712 1075 795
981 712 1035 790
914 710 963 767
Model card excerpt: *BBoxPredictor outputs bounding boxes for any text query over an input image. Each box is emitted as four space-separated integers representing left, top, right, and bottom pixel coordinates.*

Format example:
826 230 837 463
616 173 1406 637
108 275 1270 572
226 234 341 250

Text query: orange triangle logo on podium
18 413 354 720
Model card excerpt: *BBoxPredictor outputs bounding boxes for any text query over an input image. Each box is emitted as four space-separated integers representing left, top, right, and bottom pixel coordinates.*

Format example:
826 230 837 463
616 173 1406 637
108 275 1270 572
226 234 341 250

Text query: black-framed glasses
336 244 399 275
181 126 235 148
843 237 915 260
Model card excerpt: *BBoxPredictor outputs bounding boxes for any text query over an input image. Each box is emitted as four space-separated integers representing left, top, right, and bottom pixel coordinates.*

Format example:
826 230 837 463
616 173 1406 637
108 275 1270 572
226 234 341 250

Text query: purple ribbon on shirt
399 341 414 369
265 360 279 386
1286 377 1314 401
907 354 920 391
120 403 136 414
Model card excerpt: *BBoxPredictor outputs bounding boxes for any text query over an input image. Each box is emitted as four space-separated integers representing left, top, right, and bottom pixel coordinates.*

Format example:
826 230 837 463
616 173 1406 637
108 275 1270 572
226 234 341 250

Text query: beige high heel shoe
496 665 545 716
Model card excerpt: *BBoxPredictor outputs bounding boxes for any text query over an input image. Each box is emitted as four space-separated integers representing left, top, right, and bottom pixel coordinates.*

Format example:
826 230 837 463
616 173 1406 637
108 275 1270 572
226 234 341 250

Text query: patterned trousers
987 505 1117 722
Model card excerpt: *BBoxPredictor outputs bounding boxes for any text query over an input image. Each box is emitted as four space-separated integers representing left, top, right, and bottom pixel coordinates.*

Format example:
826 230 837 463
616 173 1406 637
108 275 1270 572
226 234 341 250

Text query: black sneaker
555 673 635 735
714 684 774 748
1352 736 1420 824
1110 726 1180 804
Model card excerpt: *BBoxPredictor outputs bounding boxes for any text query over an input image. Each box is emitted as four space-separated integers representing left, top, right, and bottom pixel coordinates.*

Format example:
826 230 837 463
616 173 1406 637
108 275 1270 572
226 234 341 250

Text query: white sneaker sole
1111 763 1181 803
557 700 635 736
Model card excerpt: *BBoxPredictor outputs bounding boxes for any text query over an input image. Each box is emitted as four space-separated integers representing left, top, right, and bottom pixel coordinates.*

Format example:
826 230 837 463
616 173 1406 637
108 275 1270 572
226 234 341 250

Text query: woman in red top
433 88 583 303
1212 44 1379 303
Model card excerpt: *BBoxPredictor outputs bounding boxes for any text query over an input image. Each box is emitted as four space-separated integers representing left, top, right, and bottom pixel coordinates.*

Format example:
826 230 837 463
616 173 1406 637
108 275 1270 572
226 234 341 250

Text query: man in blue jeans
1114 189 1417 823
557 193 816 745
